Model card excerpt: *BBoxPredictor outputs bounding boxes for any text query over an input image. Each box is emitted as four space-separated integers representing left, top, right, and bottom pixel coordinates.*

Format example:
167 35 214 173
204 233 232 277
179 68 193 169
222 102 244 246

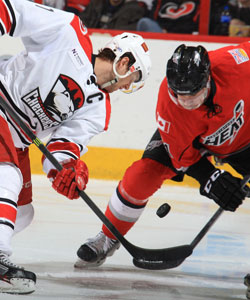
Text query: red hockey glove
48 159 89 200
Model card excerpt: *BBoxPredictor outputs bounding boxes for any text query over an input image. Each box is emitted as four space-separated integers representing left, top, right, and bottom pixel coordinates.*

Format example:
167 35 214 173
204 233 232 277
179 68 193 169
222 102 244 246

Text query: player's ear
116 57 130 74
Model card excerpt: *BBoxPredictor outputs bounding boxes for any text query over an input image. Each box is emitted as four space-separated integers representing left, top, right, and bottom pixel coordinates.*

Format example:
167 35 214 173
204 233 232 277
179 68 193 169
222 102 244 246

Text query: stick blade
132 245 192 270
133 257 186 270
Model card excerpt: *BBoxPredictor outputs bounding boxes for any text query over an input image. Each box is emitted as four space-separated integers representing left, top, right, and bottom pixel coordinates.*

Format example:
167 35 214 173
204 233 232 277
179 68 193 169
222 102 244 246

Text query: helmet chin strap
100 78 118 89
100 60 128 89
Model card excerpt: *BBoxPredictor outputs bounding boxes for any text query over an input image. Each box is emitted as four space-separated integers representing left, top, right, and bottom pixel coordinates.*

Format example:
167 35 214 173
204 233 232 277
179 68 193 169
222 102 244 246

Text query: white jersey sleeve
0 0 73 42
0 0 112 174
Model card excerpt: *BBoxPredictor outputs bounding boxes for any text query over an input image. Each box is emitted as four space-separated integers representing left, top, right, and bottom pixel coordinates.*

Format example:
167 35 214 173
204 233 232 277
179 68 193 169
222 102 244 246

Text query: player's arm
42 126 93 200
157 99 246 211
186 156 247 211
0 0 73 39
161 131 247 212
42 95 111 200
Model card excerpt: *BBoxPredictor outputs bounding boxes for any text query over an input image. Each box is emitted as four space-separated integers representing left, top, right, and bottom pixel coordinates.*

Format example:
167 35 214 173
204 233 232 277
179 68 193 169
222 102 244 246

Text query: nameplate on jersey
68 47 85 70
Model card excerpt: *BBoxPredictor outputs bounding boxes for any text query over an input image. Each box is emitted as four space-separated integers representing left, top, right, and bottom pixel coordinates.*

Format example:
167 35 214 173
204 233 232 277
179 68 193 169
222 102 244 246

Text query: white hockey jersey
0 0 111 173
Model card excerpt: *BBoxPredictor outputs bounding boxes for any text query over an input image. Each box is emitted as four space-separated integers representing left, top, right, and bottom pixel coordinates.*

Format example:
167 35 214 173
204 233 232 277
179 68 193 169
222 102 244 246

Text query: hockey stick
0 93 192 269
133 174 250 270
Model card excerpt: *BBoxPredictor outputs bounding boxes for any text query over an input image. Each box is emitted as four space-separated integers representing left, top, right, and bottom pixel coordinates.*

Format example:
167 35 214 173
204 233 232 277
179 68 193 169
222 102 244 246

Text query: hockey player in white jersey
0 0 151 294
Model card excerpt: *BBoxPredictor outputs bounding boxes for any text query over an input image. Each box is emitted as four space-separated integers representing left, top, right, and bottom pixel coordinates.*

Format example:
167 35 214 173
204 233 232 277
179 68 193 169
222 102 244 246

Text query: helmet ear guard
166 44 211 95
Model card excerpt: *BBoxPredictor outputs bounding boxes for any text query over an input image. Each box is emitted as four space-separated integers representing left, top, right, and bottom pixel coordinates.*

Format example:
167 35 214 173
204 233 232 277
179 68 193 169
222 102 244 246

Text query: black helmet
166 44 210 95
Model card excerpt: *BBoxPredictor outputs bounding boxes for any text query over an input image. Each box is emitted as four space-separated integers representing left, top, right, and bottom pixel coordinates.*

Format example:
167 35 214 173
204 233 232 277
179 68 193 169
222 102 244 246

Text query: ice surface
2 175 249 300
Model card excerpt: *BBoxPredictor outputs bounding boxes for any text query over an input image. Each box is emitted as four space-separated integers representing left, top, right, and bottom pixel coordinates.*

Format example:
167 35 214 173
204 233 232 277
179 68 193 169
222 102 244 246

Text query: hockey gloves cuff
200 169 246 211
48 158 89 200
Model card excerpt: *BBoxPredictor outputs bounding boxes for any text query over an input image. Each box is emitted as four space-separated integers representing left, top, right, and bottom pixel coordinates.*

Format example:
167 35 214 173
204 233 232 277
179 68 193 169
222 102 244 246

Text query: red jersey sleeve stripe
104 93 111 131
70 15 92 62
0 0 16 36
41 141 81 164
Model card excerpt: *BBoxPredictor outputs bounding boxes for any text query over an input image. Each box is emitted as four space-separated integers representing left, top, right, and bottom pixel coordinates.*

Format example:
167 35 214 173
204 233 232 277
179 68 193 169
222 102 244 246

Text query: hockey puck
156 203 171 218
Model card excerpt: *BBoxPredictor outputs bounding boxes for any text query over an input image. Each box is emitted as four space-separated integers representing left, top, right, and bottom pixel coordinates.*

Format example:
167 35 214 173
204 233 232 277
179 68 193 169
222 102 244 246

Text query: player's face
105 71 141 93
177 87 208 110
118 71 141 91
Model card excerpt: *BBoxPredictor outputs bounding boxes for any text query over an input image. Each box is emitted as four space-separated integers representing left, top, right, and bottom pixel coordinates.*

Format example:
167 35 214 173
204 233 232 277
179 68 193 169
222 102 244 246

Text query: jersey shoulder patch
228 48 249 64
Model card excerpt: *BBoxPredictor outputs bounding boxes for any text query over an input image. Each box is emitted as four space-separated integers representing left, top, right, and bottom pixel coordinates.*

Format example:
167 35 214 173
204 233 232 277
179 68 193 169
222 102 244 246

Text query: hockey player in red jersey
75 42 250 277
0 0 151 294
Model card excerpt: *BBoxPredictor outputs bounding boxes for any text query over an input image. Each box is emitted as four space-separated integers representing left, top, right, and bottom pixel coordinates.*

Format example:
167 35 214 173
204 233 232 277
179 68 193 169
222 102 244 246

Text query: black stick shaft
190 207 223 249
190 174 250 250
0 95 134 253
0 94 190 265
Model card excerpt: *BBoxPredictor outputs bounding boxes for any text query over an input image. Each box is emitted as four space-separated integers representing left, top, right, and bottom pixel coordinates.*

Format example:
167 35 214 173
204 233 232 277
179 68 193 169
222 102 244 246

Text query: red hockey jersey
156 41 250 171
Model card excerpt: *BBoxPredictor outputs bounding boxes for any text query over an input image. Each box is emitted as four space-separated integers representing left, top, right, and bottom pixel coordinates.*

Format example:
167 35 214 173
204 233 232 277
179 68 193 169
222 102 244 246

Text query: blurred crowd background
29 0 250 37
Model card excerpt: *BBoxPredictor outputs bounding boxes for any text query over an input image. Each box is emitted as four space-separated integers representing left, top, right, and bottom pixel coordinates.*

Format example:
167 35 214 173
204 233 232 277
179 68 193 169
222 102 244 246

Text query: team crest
22 74 85 130
44 74 85 122
202 100 244 146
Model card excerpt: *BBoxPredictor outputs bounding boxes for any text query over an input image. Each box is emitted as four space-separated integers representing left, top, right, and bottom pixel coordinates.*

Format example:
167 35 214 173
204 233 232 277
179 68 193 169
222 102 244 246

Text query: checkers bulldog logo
22 74 85 130
44 74 85 122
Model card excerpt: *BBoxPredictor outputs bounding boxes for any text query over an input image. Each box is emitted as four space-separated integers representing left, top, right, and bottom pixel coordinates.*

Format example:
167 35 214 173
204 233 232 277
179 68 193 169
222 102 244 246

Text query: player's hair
97 49 135 72
97 48 116 62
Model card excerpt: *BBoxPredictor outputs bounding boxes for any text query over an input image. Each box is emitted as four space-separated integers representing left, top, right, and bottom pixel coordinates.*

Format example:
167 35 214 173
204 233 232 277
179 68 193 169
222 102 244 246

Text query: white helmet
104 32 151 93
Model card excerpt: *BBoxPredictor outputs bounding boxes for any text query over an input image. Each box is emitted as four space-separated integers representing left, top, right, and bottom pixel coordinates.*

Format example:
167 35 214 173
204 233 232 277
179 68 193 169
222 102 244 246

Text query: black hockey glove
200 169 246 211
